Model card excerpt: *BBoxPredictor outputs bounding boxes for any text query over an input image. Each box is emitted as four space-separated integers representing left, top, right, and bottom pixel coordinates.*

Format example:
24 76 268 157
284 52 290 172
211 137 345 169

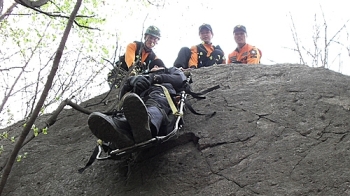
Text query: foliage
0 0 113 128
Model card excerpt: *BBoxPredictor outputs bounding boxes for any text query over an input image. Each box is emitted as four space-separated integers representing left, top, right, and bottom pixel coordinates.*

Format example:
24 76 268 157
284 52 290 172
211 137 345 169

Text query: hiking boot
88 112 135 149
122 93 152 143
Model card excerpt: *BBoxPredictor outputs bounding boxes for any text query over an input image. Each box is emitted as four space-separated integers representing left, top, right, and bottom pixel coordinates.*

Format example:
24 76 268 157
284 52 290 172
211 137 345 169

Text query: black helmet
233 25 247 33
145 25 161 38
199 23 213 34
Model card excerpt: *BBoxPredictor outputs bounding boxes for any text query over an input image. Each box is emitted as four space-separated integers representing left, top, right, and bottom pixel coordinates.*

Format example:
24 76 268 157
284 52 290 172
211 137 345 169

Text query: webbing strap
154 84 181 116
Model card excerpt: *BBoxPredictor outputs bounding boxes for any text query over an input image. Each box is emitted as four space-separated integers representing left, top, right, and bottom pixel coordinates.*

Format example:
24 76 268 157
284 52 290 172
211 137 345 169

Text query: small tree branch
288 12 305 65
22 98 92 146
0 2 17 22
14 0 100 30
15 0 50 8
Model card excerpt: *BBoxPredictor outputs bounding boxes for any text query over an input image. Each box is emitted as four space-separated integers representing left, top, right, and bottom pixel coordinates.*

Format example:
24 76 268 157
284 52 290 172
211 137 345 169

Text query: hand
128 75 151 94
150 65 165 72
153 75 163 84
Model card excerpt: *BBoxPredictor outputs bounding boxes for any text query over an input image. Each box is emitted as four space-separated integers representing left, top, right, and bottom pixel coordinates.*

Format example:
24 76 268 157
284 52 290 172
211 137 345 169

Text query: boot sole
88 112 135 149
122 93 152 143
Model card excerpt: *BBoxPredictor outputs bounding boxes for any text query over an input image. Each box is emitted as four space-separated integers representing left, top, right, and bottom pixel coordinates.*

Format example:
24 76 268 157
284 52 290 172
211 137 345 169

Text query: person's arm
149 59 165 69
152 67 187 90
125 42 137 68
227 52 233 64
246 47 261 64
188 46 198 68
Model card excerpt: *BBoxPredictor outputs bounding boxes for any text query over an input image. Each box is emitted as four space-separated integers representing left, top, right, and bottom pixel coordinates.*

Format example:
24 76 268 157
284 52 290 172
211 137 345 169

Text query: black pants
173 47 191 69
145 86 173 136
173 47 225 68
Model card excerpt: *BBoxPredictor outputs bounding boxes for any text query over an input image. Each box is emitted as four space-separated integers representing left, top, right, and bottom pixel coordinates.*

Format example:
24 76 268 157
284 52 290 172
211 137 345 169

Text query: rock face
2 64 350 195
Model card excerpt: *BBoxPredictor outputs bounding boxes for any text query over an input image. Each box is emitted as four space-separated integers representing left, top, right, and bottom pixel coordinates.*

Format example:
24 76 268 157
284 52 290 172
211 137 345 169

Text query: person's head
144 25 161 49
233 25 247 48
198 23 213 44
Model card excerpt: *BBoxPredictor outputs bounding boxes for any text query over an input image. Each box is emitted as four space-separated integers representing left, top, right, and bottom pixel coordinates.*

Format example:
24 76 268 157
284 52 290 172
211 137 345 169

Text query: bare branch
288 12 305 65
0 0 3 15
15 0 50 8
0 20 50 114
13 0 100 30
0 2 17 22
22 98 92 146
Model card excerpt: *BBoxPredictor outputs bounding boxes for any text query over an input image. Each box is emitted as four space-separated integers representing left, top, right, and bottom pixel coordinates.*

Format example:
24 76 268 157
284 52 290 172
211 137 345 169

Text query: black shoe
88 112 135 149
122 93 152 143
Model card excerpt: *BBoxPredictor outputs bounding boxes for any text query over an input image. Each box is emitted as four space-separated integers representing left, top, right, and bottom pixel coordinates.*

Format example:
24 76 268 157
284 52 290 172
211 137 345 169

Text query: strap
197 44 207 53
78 145 99 173
184 99 216 118
185 84 220 99
154 84 182 116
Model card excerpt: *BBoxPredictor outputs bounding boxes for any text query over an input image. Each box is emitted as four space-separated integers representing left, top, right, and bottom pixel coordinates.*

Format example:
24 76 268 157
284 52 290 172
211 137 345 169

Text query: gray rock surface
2 64 350 195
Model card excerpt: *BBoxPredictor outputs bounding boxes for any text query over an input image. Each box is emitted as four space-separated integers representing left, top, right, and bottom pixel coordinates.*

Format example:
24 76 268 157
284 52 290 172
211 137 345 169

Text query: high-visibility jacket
125 42 158 68
228 44 261 64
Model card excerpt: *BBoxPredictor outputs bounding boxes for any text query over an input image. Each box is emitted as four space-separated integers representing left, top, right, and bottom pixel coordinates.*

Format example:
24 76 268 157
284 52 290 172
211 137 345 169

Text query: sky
100 0 350 75
2 0 349 73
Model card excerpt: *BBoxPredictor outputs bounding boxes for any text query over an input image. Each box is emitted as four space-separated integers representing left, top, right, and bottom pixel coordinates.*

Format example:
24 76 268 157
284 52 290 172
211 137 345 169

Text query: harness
196 44 223 68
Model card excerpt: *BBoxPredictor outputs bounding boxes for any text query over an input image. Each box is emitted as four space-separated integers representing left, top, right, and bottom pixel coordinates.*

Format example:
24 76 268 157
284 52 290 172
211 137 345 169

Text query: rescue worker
227 25 261 64
107 25 165 89
173 23 225 69
89 66 187 149
124 25 165 71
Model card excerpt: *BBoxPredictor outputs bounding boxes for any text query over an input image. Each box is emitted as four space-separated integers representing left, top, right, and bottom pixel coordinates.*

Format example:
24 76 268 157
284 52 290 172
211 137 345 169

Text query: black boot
88 112 135 149
122 93 152 143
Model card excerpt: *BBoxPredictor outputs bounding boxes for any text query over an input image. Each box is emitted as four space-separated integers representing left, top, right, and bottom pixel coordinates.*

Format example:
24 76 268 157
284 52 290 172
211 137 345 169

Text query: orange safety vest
228 44 261 64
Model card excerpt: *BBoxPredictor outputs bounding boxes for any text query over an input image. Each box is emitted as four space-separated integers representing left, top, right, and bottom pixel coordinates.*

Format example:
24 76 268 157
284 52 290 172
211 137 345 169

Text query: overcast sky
3 0 349 74
101 0 350 75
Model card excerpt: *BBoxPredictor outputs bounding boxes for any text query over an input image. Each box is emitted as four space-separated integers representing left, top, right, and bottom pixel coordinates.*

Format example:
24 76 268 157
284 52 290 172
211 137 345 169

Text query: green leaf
42 127 48 135
32 125 39 137
102 46 109 55
2 132 8 139
17 155 22 162
0 145 3 155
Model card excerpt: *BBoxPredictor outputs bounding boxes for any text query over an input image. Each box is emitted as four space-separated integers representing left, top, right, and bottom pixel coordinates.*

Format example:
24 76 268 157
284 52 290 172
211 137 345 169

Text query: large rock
2 64 350 195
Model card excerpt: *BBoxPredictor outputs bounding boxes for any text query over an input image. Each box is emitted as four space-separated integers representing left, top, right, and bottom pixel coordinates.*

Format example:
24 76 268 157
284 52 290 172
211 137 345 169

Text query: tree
288 7 350 71
0 0 168 193
0 0 110 128
0 0 83 193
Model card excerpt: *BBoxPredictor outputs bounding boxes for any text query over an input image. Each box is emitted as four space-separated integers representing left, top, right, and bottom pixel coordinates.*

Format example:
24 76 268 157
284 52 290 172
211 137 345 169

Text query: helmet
145 25 161 38
233 25 247 33
199 23 213 34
